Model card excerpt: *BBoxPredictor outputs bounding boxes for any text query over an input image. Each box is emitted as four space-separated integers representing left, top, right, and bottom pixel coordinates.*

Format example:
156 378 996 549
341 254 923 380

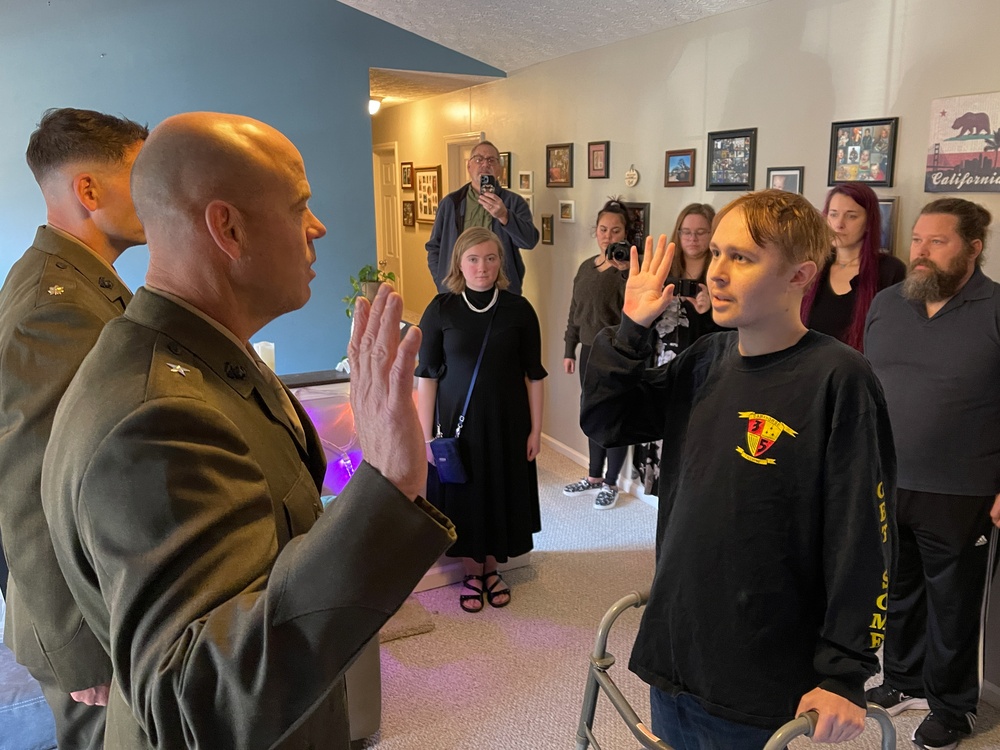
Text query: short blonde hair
715 190 832 271
443 227 510 293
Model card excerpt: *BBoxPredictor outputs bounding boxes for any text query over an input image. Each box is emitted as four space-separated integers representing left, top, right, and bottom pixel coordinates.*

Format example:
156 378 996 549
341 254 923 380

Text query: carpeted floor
369 449 1000 749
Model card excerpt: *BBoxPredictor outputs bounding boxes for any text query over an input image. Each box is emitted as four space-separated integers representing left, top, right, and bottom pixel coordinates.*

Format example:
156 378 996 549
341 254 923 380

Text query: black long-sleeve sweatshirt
581 318 897 729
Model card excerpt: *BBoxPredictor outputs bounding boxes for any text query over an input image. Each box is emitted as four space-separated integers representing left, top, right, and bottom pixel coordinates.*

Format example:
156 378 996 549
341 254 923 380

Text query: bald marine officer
41 111 456 749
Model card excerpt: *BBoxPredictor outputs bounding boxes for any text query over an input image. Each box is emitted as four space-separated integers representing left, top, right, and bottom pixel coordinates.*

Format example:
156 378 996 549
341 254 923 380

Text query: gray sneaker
594 484 619 510
563 478 602 496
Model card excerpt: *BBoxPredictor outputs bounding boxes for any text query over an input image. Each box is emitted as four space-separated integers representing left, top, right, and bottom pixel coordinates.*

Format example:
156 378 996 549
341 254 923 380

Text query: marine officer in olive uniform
0 108 147 749
42 112 455 749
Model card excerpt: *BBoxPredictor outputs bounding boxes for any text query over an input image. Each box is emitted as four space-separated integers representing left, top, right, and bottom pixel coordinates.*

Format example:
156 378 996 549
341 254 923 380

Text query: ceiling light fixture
368 97 382 116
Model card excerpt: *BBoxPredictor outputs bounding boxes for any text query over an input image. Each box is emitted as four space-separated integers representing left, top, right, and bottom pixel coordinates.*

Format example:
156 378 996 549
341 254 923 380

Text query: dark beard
901 254 970 302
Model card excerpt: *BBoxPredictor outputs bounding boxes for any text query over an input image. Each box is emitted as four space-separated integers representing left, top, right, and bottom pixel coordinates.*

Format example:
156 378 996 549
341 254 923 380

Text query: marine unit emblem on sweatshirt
736 411 797 465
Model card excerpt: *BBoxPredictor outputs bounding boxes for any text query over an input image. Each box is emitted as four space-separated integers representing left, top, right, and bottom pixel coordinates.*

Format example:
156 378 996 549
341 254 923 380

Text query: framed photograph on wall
665 149 695 187
558 199 575 222
623 201 650 252
878 197 899 254
546 143 574 187
400 162 413 190
828 117 898 186
588 140 610 179
707 128 757 190
401 200 415 227
498 151 511 189
541 214 554 245
518 170 533 192
766 166 804 194
414 165 442 223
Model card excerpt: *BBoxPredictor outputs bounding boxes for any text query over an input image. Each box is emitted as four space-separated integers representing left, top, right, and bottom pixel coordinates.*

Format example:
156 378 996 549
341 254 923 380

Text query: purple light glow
323 449 365 495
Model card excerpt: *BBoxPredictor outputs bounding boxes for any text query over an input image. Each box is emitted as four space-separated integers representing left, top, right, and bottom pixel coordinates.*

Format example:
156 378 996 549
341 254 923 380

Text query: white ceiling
351 0 774 107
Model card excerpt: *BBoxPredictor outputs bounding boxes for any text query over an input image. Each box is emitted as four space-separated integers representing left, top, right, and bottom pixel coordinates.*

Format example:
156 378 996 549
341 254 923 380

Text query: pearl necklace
462 287 499 313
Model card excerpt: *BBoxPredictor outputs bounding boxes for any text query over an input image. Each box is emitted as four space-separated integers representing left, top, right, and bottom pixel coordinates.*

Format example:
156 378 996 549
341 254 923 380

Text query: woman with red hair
802 183 905 351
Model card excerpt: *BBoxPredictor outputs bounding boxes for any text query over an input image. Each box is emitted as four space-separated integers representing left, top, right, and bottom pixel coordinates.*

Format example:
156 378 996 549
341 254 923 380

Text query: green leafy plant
342 264 397 317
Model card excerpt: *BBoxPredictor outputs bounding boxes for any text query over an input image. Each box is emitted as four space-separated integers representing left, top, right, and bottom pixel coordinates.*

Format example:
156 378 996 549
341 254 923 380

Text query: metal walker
575 590 897 750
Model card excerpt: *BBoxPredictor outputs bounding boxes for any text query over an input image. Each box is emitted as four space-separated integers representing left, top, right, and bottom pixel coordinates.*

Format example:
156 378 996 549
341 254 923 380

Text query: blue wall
0 0 502 373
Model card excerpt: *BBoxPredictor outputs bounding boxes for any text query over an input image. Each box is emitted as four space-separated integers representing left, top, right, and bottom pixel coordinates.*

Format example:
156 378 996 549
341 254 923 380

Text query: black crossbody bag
429 305 498 484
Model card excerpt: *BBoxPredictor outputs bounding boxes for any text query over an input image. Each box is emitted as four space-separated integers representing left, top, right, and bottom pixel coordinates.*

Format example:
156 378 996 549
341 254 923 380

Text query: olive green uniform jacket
0 227 126 739
42 287 455 749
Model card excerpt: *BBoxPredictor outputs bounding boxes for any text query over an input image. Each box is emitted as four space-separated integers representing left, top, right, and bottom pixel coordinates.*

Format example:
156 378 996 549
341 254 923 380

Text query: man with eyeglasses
426 141 539 295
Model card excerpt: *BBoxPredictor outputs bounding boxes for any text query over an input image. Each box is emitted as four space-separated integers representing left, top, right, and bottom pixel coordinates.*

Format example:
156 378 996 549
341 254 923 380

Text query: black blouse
809 253 906 343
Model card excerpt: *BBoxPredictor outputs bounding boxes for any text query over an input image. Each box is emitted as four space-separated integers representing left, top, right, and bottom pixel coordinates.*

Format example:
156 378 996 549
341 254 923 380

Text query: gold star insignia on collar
166 363 190 377
47 285 65 295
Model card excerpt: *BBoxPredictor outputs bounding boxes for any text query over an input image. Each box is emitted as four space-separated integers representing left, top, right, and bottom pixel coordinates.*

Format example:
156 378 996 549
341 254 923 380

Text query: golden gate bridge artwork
926 92 1000 193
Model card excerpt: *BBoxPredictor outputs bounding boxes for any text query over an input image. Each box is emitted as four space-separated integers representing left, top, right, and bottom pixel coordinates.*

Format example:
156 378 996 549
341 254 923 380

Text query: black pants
579 345 627 486
884 488 998 733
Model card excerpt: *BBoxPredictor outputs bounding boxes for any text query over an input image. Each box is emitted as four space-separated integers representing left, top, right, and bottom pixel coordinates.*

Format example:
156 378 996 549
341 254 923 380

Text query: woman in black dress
801 183 905 352
416 227 547 613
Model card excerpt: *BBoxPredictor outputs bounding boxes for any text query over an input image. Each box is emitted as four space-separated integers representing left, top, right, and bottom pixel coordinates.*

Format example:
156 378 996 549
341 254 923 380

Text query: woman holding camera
666 203 715 326
562 198 632 510
802 183 905 352
416 227 546 613
633 203 717 496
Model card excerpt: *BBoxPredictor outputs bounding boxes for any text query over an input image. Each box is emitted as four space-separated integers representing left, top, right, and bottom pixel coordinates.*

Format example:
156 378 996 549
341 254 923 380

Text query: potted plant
342 264 397 317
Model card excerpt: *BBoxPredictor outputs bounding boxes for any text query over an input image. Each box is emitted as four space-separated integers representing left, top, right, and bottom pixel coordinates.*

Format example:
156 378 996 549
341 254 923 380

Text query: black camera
605 241 631 262
666 277 701 298
479 174 499 194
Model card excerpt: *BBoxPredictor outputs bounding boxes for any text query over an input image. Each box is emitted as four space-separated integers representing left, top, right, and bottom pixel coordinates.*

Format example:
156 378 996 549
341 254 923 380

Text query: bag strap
436 300 499 438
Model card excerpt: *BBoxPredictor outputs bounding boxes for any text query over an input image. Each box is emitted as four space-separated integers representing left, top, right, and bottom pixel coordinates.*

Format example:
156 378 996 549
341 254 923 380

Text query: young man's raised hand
623 234 677 328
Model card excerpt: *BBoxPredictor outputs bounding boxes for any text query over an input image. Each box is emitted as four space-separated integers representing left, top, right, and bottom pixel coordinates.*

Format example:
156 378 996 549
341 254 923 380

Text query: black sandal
483 571 511 608
460 574 485 613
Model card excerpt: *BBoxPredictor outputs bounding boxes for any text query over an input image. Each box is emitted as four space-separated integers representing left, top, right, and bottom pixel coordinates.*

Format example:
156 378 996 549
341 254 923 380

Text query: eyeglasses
469 155 500 166
679 229 710 238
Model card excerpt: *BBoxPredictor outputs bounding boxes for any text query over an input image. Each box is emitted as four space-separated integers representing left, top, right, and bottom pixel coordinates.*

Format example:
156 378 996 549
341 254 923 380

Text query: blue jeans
649 687 774 750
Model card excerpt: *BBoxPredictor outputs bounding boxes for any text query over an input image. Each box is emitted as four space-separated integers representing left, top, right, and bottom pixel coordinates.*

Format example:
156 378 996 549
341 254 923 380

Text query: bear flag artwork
926 91 1000 193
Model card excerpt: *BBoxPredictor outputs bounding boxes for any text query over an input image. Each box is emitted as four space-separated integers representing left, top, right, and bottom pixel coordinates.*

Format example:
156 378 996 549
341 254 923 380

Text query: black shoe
865 683 929 716
911 712 963 750
459 574 484 613
483 570 511 608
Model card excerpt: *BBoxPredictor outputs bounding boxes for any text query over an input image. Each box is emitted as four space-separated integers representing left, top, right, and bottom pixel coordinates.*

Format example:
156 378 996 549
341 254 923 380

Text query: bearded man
865 198 1000 750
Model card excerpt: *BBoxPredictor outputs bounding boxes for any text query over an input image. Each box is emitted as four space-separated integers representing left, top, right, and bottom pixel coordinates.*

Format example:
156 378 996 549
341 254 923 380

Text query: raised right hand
348 285 426 501
622 234 676 328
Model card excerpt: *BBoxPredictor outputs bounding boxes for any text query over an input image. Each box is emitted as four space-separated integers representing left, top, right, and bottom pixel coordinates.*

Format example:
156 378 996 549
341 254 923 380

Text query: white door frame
444 131 485 193
371 141 403 302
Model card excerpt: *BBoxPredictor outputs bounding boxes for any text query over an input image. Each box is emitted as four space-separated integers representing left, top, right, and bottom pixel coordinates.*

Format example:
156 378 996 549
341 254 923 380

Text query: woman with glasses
666 202 715 329
633 203 718 497
562 198 632 510
801 183 905 352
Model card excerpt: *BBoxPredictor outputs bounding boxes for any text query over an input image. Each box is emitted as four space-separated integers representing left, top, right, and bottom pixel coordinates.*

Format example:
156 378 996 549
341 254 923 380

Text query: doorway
371 141 403 302
444 131 484 193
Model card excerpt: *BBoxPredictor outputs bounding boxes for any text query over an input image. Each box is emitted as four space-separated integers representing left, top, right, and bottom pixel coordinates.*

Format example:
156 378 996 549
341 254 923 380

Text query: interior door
372 143 403 296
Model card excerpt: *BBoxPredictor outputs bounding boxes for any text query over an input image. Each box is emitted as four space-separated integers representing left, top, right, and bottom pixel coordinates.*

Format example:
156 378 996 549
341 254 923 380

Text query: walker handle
762 711 818 750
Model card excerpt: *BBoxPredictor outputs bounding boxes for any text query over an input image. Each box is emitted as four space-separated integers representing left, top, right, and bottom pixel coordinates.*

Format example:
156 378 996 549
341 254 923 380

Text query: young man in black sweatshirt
582 190 896 748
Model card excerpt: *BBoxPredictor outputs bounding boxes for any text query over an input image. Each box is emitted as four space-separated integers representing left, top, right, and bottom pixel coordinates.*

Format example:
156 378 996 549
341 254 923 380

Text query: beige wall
372 0 1000 461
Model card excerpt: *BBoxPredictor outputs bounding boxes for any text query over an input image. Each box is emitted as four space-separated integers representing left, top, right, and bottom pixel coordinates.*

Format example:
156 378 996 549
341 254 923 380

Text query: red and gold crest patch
736 411 797 465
